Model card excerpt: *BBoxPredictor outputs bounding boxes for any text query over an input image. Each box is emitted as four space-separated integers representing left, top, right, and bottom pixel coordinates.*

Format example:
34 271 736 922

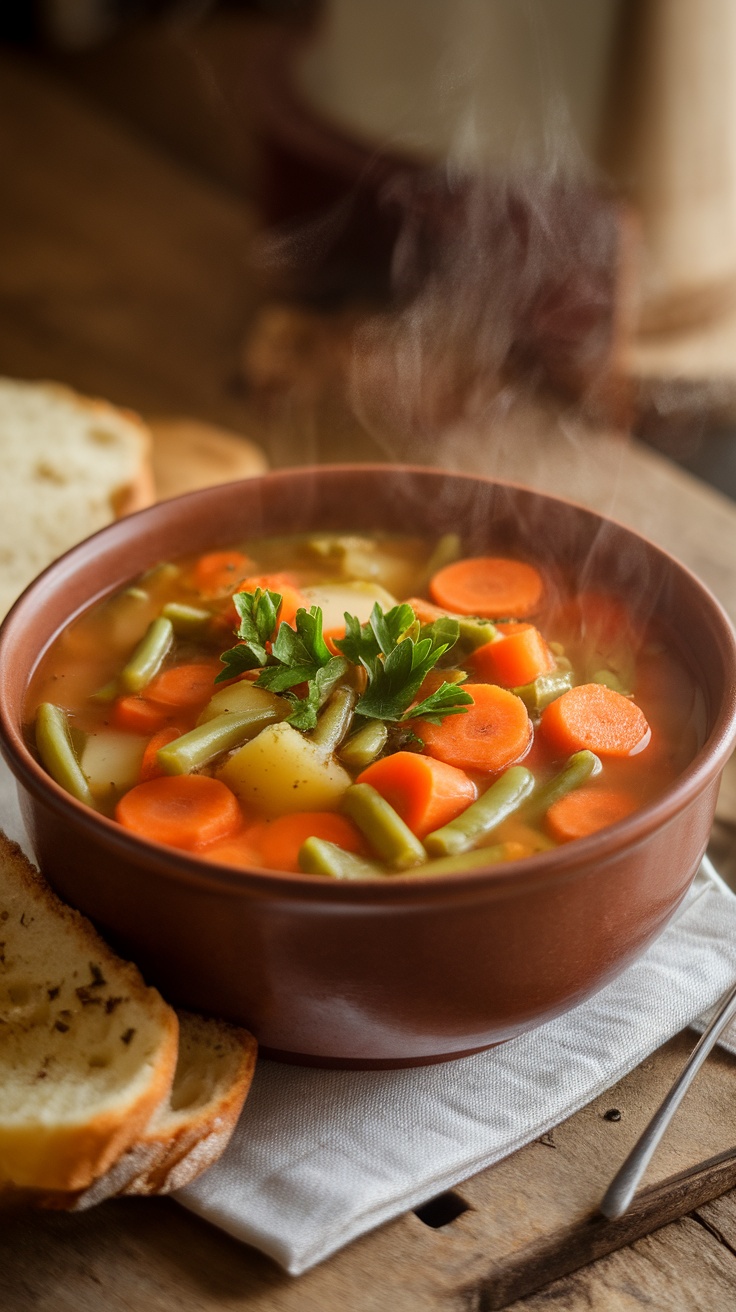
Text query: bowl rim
1 462 735 905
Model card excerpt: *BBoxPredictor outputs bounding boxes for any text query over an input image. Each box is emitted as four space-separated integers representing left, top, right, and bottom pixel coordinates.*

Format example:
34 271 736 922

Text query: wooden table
1 44 736 1311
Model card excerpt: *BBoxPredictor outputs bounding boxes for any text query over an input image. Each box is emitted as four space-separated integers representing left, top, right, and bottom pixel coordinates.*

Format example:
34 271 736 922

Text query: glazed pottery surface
1 467 735 1066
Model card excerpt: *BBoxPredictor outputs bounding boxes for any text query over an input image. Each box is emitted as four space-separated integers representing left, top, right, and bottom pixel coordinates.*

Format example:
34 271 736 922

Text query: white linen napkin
178 862 736 1274
2 760 734 1276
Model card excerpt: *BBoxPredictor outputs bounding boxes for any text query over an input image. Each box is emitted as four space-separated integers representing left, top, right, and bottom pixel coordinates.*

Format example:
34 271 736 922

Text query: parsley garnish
217 590 347 730
336 602 472 723
217 592 472 732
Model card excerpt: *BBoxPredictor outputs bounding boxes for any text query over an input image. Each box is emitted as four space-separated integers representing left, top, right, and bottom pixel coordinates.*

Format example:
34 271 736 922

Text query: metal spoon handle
600 978 736 1219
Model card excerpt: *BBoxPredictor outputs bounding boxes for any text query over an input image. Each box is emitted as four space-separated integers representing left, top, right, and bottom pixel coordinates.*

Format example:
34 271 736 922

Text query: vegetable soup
26 533 704 877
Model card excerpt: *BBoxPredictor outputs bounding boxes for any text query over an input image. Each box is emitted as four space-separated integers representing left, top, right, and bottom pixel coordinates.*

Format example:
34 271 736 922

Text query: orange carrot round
203 827 262 869
416 683 532 774
112 695 175 735
541 684 651 759
116 775 241 850
146 661 222 710
429 557 543 618
139 727 181 783
545 786 638 843
356 752 476 838
246 812 365 873
191 551 252 598
470 625 556 688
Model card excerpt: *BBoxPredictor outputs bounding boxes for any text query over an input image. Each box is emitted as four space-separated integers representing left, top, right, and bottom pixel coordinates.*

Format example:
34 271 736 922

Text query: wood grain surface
2 1033 735 1312
1 41 736 1312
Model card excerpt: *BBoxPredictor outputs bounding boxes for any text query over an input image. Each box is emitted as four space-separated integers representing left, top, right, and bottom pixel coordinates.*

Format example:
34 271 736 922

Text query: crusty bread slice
0 835 179 1192
69 1011 257 1207
0 377 154 619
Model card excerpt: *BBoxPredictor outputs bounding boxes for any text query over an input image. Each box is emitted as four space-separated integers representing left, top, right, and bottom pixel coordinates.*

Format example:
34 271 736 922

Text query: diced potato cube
81 731 147 802
197 682 288 725
300 581 398 632
217 723 351 817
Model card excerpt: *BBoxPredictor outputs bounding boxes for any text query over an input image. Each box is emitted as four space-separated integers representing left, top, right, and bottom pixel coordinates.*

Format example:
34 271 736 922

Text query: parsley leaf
216 591 469 731
256 605 348 729
215 588 279 682
406 682 474 724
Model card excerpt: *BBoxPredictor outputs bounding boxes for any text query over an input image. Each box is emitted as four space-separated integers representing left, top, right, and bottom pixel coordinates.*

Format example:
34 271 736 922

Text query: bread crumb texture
0 378 151 619
0 834 177 1190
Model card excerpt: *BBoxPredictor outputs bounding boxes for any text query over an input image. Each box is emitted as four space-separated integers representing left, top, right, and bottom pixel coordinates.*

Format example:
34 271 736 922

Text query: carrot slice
191 551 252 598
246 812 365 873
139 727 181 783
116 775 241 850
545 786 638 843
429 557 543 618
146 660 222 710
541 684 651 759
203 826 262 869
356 752 476 839
112 696 176 734
415 683 532 773
470 626 556 688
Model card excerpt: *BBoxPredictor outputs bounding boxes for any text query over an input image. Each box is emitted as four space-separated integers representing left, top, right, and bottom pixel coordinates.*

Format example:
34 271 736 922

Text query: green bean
339 720 389 770
401 843 514 877
591 669 631 696
424 766 535 857
298 837 383 880
524 750 602 822
120 618 173 694
309 685 357 754
90 679 119 704
342 783 427 871
161 601 213 638
123 586 149 602
35 703 95 807
156 708 283 775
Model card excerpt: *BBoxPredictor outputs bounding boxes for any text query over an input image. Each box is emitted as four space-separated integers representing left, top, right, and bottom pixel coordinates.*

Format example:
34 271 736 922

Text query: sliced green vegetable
90 679 119 704
156 707 283 775
524 750 602 822
512 669 573 713
162 601 213 637
424 766 535 857
342 782 427 871
455 617 497 654
298 837 383 880
35 703 95 807
339 720 389 770
401 843 514 877
309 685 357 754
120 617 173 694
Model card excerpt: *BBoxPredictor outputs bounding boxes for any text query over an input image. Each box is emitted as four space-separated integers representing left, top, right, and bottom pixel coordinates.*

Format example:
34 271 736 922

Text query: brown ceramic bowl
1 466 735 1068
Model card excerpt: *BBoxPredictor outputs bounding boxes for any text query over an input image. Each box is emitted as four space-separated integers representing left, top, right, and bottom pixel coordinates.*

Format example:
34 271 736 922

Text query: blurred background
2 0 736 495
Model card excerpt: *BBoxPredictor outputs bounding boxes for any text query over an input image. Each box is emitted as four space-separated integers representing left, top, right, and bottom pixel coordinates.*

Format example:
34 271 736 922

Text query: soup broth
26 533 704 877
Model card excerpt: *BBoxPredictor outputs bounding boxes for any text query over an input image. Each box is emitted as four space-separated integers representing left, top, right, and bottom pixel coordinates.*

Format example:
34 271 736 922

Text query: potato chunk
197 681 287 725
81 730 147 803
217 722 351 817
300 581 397 632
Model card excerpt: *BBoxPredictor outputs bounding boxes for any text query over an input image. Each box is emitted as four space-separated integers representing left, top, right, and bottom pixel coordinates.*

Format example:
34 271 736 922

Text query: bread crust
0 835 179 1192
